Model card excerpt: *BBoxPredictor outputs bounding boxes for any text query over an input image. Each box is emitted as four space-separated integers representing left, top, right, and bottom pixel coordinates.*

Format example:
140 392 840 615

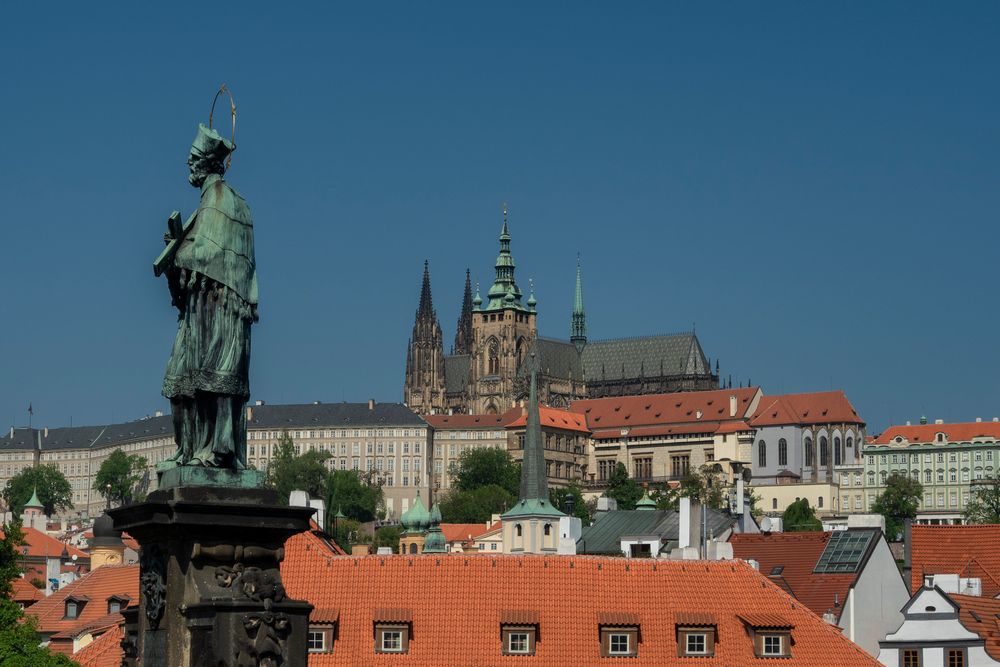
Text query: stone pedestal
110 486 314 667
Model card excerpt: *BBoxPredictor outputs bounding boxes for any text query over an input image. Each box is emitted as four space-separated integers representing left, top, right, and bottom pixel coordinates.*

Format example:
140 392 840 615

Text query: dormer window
937 433 945 443
501 610 538 656
63 595 89 620
107 595 130 614
739 614 793 659
374 608 411 654
599 612 640 658
676 613 717 657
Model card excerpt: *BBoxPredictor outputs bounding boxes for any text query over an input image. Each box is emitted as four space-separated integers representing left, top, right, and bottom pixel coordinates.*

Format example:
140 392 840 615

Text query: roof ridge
586 331 697 344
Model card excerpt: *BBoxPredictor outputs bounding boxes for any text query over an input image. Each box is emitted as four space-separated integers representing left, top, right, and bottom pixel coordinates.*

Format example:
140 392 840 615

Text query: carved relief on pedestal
235 611 291 667
139 544 167 631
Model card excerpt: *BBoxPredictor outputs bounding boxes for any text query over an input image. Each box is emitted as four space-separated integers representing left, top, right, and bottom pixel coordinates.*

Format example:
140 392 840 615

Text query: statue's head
188 123 235 187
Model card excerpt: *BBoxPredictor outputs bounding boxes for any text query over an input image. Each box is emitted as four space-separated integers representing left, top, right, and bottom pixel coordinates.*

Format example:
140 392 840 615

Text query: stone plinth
110 485 314 667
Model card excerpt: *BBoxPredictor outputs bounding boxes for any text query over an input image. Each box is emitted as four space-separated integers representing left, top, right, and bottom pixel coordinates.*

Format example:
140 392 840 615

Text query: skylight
814 530 875 574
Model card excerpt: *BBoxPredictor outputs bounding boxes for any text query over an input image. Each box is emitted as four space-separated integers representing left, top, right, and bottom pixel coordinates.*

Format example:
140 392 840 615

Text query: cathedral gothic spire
571 256 587 353
453 269 474 355
403 260 446 413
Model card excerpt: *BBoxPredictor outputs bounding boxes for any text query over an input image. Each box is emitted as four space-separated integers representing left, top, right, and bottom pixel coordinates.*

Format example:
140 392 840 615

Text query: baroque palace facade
403 209 719 415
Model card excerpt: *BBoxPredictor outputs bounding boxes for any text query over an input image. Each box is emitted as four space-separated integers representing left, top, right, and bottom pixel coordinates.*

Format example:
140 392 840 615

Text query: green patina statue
154 121 259 483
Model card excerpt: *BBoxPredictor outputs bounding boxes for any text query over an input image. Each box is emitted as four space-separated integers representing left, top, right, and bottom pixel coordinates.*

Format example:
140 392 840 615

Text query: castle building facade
403 209 719 415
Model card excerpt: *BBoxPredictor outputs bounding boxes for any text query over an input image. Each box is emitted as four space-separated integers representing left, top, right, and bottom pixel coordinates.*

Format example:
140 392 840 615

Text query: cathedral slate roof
0 417 173 452
443 354 471 394
581 332 709 381
527 337 583 379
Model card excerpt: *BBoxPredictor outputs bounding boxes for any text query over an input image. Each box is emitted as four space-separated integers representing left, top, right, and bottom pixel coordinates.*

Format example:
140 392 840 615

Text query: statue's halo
209 84 237 169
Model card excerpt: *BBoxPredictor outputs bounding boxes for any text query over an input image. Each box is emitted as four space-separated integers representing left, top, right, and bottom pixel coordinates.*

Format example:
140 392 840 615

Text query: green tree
782 498 823 531
679 465 726 510
93 449 148 507
604 462 643 510
329 518 365 551
550 483 591 523
374 525 402 553
439 484 516 523
0 521 78 666
651 485 680 510
266 432 332 502
452 447 521 496
326 469 383 524
965 477 1000 524
873 473 923 540
2 465 73 517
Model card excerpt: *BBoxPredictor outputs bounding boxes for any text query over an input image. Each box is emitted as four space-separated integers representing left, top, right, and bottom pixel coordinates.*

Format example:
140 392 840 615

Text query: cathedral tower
469 206 537 414
403 261 447 413
453 269 474 355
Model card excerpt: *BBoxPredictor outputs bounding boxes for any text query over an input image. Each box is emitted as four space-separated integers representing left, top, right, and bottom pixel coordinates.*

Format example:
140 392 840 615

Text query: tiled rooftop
910 524 1000 597
25 564 138 636
952 593 1000 660
280 551 879 665
875 421 1000 445
72 622 124 667
572 387 759 436
749 391 863 427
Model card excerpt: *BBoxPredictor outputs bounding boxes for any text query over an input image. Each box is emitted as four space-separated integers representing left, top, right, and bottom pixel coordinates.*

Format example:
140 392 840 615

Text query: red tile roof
573 387 760 439
952 593 1000 661
875 421 1000 445
472 521 502 540
0 526 90 560
910 524 1000 596
281 552 879 666
591 422 726 441
729 532 865 620
10 576 44 603
72 622 124 667
439 524 488 544
423 408 520 429
25 564 138 636
507 406 590 433
749 391 863 427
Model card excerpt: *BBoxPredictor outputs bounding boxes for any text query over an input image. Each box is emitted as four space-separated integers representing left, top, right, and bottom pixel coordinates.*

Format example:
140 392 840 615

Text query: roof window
374 608 412 654
501 610 539 656
599 612 640 658
676 613 717 658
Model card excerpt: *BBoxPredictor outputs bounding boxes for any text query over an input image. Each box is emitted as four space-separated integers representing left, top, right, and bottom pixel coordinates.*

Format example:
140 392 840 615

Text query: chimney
729 395 737 417
905 421 911 426
935 419 944 425
8 427 12 438
255 399 265 406
43 427 48 438
976 417 982 423
368 399 375 411
902 518 912 584
154 410 163 417
246 406 253 421
994 417 999 423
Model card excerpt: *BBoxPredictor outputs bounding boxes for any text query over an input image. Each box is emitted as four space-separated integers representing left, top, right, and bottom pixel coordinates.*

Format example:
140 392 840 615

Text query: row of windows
308 622 791 659
868 450 995 465
868 468 995 486
250 429 426 439
248 441 422 457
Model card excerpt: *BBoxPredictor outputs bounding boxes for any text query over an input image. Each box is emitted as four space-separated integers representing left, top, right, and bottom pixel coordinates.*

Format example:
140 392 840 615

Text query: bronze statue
155 105 257 474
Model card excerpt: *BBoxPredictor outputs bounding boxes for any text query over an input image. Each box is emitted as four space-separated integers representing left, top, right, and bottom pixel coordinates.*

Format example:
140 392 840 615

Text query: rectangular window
379 629 404 653
901 648 920 667
307 629 327 652
508 633 529 654
762 635 783 656
671 455 690 479
609 634 630 655
501 627 537 655
947 649 966 667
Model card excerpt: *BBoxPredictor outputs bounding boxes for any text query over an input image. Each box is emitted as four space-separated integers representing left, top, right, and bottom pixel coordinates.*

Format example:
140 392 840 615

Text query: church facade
403 210 719 415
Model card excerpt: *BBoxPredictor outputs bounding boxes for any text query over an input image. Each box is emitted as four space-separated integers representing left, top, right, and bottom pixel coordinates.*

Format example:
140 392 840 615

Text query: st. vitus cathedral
403 209 719 415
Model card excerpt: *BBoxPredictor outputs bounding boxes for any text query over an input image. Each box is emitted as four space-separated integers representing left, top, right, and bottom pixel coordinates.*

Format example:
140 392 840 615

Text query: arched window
778 439 788 467
879 470 887 484
820 437 829 466
516 337 525 364
867 472 875 486
818 496 824 508
804 438 814 466
544 524 552 536
488 338 500 375
772 498 778 510
834 437 842 466
515 524 523 537
408 543 417 554
846 437 853 450
758 440 767 467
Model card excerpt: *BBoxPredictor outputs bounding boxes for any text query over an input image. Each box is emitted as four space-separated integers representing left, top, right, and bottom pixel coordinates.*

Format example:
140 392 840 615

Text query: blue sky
1 2 998 434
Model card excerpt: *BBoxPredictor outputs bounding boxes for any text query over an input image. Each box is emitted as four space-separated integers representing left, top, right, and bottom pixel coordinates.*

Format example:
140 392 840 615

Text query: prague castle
403 209 719 414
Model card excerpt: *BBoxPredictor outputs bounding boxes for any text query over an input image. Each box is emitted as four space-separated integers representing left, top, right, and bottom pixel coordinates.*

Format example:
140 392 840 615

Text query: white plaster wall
839 538 909 655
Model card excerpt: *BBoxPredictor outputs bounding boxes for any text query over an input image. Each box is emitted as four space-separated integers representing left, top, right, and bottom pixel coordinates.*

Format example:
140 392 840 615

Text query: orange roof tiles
72 622 124 667
439 523 488 543
26 564 138 636
730 532 864 620
507 406 590 433
423 408 520 429
738 613 794 628
10 576 43 603
910 524 1000 596
750 391 863 427
573 387 759 427
281 551 879 666
952 593 1000 661
875 421 1000 445
0 526 90 560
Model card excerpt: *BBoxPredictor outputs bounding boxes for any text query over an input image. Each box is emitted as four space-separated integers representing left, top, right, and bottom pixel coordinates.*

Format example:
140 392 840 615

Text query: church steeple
453 269 474 355
519 353 548 502
571 256 587 353
486 204 526 311
404 261 446 413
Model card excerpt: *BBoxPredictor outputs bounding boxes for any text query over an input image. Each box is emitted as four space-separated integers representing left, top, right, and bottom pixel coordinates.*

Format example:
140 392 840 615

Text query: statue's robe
162 173 257 467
